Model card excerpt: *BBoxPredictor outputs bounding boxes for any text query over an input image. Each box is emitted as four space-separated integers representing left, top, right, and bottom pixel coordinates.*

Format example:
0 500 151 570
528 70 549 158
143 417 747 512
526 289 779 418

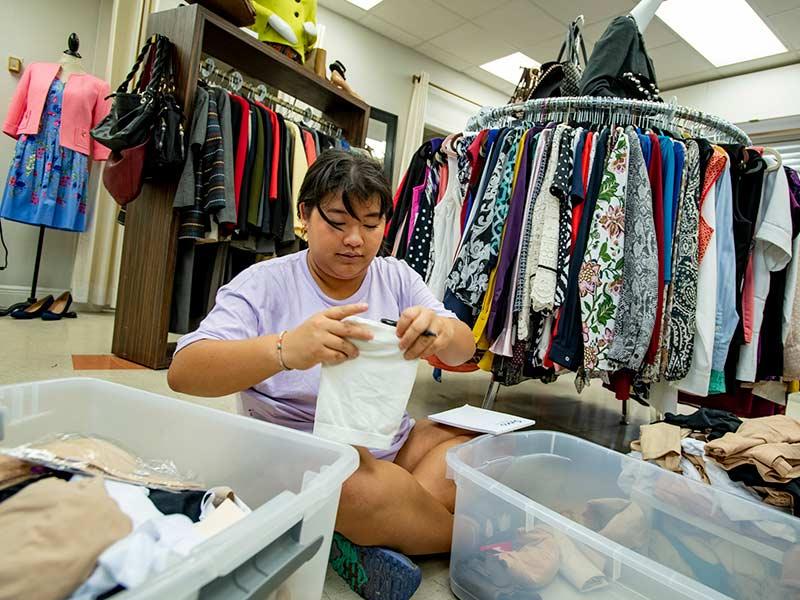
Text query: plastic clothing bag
314 317 418 450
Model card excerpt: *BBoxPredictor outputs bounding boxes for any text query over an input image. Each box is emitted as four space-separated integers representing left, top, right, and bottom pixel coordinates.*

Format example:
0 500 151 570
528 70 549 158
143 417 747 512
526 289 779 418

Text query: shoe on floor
329 532 422 600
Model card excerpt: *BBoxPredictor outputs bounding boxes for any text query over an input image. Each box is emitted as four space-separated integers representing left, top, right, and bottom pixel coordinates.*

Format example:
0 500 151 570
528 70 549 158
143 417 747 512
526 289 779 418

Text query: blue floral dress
0 78 89 232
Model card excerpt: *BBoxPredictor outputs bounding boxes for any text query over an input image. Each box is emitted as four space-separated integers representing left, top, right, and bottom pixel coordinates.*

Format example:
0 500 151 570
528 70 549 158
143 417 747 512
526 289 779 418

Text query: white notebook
429 404 535 435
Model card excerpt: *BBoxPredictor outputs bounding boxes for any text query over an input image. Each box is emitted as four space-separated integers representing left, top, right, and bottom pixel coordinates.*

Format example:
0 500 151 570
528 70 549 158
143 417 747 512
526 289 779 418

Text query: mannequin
629 0 664 33
58 33 86 81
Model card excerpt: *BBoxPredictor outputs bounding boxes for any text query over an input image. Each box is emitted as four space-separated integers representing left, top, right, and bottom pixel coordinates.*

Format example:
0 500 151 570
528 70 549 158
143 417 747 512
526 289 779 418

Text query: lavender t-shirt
175 250 456 460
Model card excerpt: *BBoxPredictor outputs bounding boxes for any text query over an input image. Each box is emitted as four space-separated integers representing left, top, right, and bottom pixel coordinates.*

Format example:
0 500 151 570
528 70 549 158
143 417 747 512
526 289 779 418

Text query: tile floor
0 312 654 599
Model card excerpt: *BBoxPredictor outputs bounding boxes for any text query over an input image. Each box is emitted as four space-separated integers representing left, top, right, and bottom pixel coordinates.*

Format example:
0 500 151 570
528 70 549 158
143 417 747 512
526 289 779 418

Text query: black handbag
511 18 587 103
145 39 185 178
91 35 163 153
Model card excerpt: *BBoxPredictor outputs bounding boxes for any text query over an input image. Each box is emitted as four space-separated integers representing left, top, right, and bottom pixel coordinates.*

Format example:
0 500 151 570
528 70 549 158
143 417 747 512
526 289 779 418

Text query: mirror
366 107 398 187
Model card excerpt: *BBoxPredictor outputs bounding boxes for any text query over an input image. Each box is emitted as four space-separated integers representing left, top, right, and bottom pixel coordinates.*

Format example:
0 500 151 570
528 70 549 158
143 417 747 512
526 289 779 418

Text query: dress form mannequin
58 33 86 81
629 0 664 33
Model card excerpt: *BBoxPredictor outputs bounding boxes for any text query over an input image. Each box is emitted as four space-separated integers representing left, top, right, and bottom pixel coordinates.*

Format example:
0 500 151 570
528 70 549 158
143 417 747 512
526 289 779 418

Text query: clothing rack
200 58 344 138
466 96 751 147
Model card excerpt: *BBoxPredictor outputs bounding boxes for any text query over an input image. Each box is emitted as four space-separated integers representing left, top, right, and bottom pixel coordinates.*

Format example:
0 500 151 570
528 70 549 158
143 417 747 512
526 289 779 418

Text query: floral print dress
580 128 629 372
0 79 89 232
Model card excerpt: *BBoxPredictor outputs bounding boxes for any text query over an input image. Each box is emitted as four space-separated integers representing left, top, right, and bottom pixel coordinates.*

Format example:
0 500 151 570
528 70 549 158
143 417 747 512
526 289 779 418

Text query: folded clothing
489 527 561 589
706 415 800 483
0 476 132 600
631 422 685 472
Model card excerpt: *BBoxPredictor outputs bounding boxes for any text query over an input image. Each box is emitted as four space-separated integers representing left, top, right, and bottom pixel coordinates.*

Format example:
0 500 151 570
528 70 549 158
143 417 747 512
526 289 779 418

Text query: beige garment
754 486 794 511
582 498 631 531
783 545 800 589
2 435 202 491
598 502 648 550
492 527 560 589
0 454 34 489
706 415 800 483
684 451 711 485
552 530 608 592
785 265 800 380
285 121 309 240
0 476 131 600
633 422 683 472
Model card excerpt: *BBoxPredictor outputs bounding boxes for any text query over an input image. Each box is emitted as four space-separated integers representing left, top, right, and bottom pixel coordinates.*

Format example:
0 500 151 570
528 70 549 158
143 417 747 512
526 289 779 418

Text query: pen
380 318 438 337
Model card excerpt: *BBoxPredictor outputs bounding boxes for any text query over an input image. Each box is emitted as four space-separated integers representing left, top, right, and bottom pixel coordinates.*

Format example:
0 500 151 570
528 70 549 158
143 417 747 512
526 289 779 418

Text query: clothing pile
170 83 350 333
0 434 250 600
389 123 800 417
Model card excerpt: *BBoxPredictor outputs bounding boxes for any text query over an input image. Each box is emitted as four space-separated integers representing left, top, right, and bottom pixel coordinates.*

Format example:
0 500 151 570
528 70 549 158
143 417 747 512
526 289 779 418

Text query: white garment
678 179 718 396
516 131 551 342
71 476 162 530
70 514 203 600
314 317 418 449
427 143 464 301
783 212 800 345
737 158 793 381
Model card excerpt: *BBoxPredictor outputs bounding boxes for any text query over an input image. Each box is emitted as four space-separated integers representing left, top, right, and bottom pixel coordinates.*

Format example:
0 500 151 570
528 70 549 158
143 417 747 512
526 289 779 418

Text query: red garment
302 129 317 164
571 131 594 250
697 149 726 263
743 256 755 343
228 94 251 214
437 162 448 204
386 170 409 237
645 133 665 366
461 131 489 230
679 388 785 418
256 103 280 202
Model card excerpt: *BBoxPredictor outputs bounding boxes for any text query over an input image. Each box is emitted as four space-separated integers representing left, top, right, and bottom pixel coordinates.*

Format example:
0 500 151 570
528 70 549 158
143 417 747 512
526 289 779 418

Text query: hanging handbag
511 17 587 102
144 38 185 178
102 139 149 206
91 35 165 153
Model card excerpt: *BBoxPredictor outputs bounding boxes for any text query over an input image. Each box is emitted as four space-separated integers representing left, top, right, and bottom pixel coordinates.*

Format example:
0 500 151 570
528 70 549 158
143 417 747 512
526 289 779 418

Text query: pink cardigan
3 62 111 161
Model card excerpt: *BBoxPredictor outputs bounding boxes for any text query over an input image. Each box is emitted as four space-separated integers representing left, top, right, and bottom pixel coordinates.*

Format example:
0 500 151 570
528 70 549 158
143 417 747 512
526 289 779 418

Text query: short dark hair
298 149 393 229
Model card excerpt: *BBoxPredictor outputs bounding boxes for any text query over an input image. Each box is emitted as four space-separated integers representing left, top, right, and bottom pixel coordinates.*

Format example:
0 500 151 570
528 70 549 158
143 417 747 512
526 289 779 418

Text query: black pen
380 318 438 337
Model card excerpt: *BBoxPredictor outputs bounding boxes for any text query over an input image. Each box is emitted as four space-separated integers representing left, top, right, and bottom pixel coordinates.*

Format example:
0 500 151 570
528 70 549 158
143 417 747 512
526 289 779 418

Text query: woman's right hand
280 303 373 370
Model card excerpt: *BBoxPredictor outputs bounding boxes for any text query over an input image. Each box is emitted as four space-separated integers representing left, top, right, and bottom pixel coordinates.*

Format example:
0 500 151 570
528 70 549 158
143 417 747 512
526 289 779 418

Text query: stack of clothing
0 434 250 600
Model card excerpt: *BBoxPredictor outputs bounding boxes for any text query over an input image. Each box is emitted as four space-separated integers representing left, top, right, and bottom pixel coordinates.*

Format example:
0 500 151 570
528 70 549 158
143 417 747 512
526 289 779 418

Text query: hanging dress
0 79 89 232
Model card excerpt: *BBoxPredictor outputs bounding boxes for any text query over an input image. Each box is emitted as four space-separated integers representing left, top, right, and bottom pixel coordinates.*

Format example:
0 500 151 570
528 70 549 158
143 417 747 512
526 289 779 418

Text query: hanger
761 147 783 172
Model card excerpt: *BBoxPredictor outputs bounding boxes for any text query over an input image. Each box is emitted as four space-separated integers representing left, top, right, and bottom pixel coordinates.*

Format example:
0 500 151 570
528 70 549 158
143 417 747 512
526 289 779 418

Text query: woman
168 150 476 600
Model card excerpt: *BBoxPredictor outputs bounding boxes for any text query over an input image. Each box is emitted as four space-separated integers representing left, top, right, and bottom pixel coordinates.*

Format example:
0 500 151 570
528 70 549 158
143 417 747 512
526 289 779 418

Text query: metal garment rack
466 96 751 146
473 96 750 420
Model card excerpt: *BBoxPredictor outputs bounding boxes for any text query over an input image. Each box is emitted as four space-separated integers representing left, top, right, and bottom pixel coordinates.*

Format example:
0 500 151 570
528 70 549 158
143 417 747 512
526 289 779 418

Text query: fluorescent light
344 0 384 9
657 0 786 67
480 52 539 84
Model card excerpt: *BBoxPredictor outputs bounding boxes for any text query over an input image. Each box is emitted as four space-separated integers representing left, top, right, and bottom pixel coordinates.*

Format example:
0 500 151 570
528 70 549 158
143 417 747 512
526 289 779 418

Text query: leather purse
102 139 149 206
145 40 185 178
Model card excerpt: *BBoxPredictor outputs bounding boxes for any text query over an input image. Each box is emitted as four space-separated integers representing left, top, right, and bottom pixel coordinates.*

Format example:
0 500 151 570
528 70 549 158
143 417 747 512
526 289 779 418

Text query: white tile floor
0 311 653 599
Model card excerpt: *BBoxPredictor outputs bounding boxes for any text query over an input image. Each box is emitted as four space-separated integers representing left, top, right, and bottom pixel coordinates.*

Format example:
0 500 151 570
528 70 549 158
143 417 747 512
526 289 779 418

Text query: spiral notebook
429 404 535 435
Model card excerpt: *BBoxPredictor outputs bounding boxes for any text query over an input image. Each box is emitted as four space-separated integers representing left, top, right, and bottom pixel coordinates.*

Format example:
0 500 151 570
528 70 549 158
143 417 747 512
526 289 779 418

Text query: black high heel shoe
42 291 77 320
10 295 54 319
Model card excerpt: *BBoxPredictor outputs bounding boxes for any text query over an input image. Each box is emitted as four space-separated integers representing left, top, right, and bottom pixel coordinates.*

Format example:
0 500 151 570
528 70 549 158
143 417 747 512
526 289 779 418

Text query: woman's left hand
396 306 455 360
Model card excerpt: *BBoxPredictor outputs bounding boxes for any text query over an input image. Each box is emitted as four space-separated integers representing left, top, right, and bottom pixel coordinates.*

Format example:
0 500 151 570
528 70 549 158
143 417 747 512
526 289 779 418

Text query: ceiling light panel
344 0 384 10
480 52 539 84
657 0 787 67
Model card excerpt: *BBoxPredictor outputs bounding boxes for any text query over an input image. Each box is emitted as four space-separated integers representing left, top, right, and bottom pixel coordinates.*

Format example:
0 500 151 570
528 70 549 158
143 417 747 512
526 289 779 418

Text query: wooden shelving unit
112 4 370 369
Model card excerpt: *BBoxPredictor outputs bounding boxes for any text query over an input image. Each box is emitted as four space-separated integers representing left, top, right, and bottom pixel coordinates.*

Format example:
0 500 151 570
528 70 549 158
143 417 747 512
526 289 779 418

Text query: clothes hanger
761 147 783 172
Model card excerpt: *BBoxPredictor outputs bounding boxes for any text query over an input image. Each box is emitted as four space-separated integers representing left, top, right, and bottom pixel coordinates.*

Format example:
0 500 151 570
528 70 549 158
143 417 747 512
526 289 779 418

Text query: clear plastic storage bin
0 378 359 600
447 430 800 600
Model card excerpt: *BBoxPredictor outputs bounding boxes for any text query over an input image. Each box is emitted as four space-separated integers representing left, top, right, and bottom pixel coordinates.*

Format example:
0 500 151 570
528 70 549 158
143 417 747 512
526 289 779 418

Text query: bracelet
277 330 292 371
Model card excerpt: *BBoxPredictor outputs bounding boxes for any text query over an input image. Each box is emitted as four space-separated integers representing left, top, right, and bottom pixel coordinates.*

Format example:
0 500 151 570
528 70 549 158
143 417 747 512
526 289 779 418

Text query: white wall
316 6 505 183
0 0 111 305
668 63 800 126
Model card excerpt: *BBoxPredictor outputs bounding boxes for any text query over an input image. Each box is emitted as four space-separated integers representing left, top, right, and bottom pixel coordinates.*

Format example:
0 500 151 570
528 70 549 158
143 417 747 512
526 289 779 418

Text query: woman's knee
339 456 412 517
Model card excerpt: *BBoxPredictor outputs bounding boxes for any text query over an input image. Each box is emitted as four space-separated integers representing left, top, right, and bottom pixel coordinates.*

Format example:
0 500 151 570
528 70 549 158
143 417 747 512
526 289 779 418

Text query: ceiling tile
715 52 799 78
532 0 634 25
748 0 800 16
645 17 679 49
417 42 471 72
318 0 368 22
361 15 424 47
370 0 464 42
768 7 800 50
464 66 517 95
648 41 715 83
430 22 517 65
433 0 511 20
476 0 563 49
521 34 565 64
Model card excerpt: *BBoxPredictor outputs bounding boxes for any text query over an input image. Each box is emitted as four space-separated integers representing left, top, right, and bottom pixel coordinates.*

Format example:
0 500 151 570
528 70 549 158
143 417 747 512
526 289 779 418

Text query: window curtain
70 0 153 308
398 72 430 179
